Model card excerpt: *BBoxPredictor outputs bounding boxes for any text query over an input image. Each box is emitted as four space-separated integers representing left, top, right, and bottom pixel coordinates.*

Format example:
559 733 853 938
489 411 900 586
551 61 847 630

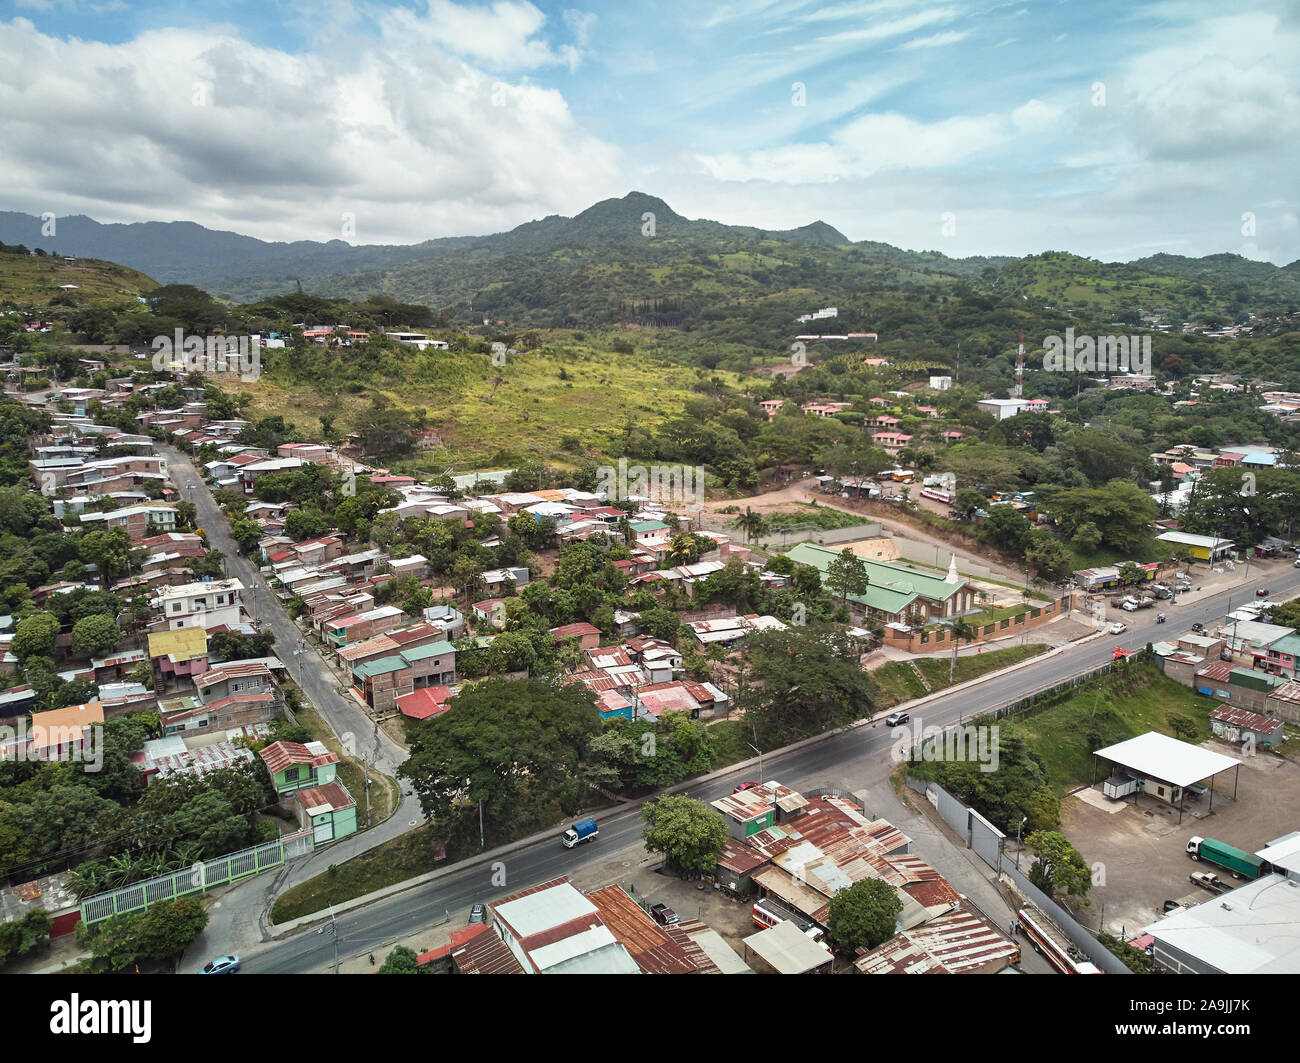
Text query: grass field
867 644 1050 708
995 663 1214 792
240 337 732 467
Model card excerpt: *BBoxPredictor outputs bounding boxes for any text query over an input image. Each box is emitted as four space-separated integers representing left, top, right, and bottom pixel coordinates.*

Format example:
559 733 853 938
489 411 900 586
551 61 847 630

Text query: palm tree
732 506 766 545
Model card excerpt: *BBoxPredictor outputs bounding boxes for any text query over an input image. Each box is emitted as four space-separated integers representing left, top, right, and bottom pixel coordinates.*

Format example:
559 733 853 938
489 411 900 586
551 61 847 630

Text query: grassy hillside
245 331 736 467
0 250 159 311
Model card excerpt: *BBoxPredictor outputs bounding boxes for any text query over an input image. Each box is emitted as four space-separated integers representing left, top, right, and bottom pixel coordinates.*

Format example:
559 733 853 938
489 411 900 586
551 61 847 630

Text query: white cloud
0 18 621 243
896 30 970 50
379 0 587 72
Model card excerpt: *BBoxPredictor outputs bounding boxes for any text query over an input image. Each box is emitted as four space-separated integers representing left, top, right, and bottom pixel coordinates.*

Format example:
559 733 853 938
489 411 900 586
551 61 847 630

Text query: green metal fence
80 829 314 925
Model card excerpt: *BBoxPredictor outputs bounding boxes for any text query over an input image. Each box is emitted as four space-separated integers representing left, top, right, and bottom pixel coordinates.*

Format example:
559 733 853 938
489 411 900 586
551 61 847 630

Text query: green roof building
785 542 974 625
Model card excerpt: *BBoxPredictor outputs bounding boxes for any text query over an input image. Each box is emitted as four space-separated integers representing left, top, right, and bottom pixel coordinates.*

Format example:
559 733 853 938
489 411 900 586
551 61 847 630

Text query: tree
640 795 728 874
825 549 869 612
953 487 986 520
135 897 208 966
399 678 601 843
0 910 51 970
77 527 135 586
12 612 59 662
1026 830 1092 901
1024 532 1073 581
979 505 1031 555
740 627 875 747
1071 521 1102 553
378 945 424 973
70 614 121 660
731 506 765 545
827 877 902 953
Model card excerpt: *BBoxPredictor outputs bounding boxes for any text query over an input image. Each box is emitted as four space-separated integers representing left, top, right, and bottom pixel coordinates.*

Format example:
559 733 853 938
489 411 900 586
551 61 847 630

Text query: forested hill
3 193 1297 338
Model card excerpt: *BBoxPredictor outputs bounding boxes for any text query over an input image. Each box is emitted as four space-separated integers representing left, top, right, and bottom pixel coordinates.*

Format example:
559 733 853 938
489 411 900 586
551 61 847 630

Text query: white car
1108 622 1127 634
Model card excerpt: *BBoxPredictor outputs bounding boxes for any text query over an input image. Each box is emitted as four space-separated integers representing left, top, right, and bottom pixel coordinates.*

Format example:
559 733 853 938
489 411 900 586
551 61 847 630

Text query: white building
976 398 1030 421
153 578 244 631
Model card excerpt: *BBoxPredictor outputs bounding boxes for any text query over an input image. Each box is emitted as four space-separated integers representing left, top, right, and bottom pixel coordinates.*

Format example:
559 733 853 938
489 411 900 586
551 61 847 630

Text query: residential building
152 578 243 631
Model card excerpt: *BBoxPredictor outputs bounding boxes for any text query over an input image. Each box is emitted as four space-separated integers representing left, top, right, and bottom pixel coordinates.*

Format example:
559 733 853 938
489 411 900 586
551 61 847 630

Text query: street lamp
1015 816 1028 870
747 741 764 785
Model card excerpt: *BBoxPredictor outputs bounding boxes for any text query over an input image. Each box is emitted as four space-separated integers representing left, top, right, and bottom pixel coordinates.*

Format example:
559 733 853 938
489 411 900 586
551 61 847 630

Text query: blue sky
3 0 1297 262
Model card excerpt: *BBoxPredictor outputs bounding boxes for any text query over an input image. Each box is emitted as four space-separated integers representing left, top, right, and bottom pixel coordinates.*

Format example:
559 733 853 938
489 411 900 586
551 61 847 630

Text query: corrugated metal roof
585 885 698 975
258 740 339 774
1210 704 1284 732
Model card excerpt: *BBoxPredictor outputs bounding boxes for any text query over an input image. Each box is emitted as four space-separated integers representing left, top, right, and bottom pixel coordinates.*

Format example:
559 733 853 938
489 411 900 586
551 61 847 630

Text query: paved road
161 446 429 960
238 558 1300 973
163 445 411 778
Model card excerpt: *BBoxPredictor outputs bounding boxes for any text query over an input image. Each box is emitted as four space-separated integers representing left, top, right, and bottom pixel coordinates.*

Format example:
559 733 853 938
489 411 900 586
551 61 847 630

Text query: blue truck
562 817 598 849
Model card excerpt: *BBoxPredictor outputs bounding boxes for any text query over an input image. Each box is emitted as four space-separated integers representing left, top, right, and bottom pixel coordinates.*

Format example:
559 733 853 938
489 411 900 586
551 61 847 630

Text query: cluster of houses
1152 606 1300 741
429 783 1021 975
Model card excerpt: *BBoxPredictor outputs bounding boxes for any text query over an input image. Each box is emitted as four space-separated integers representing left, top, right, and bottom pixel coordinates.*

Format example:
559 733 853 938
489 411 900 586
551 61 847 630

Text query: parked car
1256 587 1270 597
198 955 240 975
1162 900 1185 914
885 711 910 727
1108 622 1127 634
732 781 759 793
649 903 679 926
1190 871 1232 894
1191 622 1204 633
468 903 486 924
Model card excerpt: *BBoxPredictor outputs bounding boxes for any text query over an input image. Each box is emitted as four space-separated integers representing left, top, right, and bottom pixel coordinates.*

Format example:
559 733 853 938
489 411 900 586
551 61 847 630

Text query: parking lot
1061 740 1299 940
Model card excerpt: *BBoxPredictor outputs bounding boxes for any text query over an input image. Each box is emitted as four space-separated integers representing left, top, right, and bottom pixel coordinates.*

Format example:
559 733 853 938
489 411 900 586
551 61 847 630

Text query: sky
1 0 1297 263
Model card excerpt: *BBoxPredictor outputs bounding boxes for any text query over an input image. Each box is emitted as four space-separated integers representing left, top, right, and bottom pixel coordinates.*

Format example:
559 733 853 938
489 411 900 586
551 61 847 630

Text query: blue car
198 955 240 974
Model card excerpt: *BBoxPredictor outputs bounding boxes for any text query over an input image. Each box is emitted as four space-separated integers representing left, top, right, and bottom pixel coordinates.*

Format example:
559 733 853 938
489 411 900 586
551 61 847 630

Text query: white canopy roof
1094 731 1240 787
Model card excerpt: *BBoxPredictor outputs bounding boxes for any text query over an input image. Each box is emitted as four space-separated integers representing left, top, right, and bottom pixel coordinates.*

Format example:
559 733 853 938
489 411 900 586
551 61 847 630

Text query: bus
1017 903 1102 973
753 897 826 943
920 488 953 504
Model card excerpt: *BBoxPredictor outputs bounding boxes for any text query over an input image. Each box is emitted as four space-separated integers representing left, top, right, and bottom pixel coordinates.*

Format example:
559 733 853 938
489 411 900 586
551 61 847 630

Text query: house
395 685 453 720
785 543 975 626
3 701 104 761
193 660 276 705
1142 873 1300 973
152 578 243 631
258 739 340 794
324 605 404 647
743 920 834 975
481 567 530 596
295 782 358 843
146 626 208 685
77 503 178 541
422 604 465 638
550 622 602 651
350 640 458 714
976 398 1030 421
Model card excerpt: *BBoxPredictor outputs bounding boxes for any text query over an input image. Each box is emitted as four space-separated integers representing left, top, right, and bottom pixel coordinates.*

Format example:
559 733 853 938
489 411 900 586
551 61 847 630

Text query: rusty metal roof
585 885 698 975
1210 704 1284 732
258 739 339 774
857 904 1018 974
451 927 525 975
